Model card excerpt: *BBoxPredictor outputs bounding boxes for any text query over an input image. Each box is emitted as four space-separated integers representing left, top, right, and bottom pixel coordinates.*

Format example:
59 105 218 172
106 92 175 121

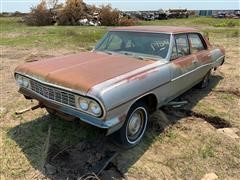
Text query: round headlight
79 98 89 110
22 78 29 88
89 101 101 115
16 76 23 86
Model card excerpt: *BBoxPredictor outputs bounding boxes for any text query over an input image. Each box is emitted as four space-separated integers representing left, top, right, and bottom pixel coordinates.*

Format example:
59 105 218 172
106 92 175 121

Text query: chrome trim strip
15 72 106 119
171 55 224 82
171 63 213 82
216 55 225 62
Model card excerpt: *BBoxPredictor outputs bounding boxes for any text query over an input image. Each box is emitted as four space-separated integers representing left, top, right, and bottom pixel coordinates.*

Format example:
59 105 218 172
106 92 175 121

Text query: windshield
95 31 170 60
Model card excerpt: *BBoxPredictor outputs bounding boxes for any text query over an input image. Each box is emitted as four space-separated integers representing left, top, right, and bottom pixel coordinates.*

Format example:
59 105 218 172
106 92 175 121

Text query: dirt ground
0 34 240 179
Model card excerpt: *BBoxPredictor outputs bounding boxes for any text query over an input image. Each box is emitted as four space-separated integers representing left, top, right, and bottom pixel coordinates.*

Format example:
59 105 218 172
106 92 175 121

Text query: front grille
30 79 76 107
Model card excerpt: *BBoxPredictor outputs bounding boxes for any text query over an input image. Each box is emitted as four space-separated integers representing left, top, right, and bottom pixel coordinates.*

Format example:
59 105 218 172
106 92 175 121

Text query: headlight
76 96 102 116
16 74 29 88
16 75 23 86
89 101 101 115
22 78 29 88
79 98 89 110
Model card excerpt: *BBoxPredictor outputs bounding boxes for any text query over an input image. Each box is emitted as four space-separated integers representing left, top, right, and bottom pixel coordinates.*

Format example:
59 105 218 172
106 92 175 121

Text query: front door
169 33 199 99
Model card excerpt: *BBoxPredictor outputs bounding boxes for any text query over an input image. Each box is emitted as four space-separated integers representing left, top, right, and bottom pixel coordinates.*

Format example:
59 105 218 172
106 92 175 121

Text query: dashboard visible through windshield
95 31 170 60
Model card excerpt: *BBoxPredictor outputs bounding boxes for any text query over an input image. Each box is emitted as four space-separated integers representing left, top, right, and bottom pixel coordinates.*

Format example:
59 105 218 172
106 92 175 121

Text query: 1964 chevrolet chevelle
15 26 225 148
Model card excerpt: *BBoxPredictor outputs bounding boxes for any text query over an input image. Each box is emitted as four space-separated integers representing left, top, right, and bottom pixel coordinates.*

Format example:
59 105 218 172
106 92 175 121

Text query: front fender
88 62 171 120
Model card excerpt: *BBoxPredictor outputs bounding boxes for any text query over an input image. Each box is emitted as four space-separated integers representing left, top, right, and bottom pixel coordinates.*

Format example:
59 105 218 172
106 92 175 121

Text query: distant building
196 10 239 16
199 10 213 16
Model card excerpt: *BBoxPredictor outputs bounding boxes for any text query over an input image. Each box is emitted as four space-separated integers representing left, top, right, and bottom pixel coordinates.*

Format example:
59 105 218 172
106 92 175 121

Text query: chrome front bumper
19 87 124 135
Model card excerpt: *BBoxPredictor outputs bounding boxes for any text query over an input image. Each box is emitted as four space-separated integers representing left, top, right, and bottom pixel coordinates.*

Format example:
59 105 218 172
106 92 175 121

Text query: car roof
110 26 200 34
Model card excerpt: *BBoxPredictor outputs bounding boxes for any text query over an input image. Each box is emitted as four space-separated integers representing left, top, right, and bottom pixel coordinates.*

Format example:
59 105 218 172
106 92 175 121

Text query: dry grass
0 17 240 179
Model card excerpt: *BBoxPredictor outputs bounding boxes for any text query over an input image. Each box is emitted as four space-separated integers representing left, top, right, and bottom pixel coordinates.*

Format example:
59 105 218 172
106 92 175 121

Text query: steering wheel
177 50 184 57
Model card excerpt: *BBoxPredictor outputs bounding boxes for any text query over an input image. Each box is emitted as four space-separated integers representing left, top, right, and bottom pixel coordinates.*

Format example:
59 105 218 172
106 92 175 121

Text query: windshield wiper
135 56 145 60
119 51 157 61
104 50 113 55
119 51 143 60
94 50 113 55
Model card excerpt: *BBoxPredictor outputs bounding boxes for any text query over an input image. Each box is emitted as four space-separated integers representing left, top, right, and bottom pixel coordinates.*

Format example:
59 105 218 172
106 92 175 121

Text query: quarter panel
211 48 225 67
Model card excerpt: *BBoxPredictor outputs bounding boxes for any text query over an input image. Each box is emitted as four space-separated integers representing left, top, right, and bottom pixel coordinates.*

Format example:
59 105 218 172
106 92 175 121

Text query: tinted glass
95 31 171 59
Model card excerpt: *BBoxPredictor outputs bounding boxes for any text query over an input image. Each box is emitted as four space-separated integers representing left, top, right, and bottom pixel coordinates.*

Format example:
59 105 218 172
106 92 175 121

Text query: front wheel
111 102 149 149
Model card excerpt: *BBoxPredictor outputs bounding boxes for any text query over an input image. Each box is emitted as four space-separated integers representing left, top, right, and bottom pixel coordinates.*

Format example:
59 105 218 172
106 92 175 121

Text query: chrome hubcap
127 109 145 141
128 113 141 135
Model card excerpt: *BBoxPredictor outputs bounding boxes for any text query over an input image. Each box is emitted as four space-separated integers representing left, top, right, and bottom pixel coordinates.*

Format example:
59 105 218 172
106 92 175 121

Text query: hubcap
127 109 145 142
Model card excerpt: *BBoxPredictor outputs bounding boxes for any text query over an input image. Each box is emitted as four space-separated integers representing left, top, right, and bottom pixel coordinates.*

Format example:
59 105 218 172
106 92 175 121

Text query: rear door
188 33 212 79
169 33 199 99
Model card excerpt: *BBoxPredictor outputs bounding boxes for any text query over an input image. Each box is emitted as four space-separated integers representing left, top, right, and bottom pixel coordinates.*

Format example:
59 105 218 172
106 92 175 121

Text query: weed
64 29 79 36
11 113 24 121
213 20 239 27
230 30 239 37
220 93 235 102
198 144 215 159
165 129 177 140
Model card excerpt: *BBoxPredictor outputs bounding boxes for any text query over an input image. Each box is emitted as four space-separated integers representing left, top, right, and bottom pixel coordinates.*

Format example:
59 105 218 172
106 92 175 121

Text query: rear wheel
111 102 149 149
197 70 211 89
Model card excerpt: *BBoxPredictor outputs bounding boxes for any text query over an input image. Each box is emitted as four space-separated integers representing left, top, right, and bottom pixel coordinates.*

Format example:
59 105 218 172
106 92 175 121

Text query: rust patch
15 52 153 93
127 73 148 81
126 67 160 83
195 51 212 64
111 26 200 34
172 55 195 68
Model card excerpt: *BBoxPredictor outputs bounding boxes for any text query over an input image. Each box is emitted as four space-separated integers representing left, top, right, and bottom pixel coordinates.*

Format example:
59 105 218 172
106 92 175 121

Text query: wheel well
135 94 158 114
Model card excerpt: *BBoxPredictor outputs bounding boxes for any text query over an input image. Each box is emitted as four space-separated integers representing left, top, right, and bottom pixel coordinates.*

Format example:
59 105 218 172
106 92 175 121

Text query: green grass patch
138 17 240 27
0 17 107 50
198 144 215 159
1 16 239 50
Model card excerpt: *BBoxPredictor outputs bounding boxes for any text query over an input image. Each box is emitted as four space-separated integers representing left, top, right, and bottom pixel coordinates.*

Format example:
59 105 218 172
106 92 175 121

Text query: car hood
15 52 154 93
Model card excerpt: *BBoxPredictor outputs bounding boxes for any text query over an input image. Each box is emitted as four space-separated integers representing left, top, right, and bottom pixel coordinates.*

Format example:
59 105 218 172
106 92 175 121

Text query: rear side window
175 34 190 57
188 34 205 53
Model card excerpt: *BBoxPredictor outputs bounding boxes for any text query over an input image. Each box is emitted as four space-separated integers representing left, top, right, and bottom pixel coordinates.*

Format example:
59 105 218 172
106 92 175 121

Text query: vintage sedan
14 26 225 148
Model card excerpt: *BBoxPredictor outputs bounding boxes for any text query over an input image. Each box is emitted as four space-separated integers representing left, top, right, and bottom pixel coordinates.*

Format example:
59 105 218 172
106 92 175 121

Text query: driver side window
107 35 123 51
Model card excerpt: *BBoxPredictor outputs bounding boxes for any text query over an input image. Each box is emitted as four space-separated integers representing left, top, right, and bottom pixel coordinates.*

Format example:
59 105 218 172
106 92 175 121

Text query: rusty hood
15 52 153 93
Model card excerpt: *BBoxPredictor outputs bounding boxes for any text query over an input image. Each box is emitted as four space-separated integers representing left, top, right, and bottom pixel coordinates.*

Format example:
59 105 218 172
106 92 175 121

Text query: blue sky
1 0 239 12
